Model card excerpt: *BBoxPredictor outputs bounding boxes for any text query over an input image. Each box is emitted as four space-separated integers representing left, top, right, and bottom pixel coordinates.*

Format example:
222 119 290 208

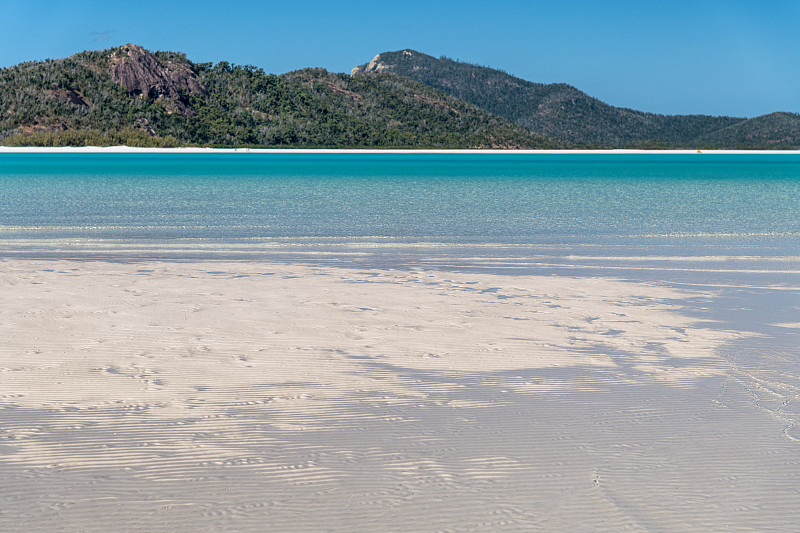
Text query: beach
2 150 800 531
1 258 799 531
3 146 800 154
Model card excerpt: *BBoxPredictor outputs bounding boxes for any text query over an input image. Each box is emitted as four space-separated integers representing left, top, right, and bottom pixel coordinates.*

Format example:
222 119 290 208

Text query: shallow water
2 152 798 399
3 152 798 405
1 153 799 272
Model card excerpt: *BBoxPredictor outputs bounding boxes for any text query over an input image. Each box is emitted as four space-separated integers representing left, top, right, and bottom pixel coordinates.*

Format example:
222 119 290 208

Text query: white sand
2 259 798 531
2 146 800 154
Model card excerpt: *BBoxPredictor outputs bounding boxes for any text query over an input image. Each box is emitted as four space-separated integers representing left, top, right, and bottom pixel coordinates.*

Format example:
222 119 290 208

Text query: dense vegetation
3 44 798 149
0 49 188 145
1 128 184 147
0 45 558 149
353 50 800 148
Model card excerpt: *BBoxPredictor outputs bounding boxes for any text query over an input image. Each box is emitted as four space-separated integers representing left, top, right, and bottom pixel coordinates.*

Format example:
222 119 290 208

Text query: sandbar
2 259 799 531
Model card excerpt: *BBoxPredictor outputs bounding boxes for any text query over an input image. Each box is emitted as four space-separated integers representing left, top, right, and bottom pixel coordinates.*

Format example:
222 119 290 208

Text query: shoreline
2 146 800 154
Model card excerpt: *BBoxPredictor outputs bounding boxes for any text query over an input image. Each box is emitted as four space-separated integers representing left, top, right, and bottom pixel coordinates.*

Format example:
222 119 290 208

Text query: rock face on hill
350 52 402 75
108 44 207 116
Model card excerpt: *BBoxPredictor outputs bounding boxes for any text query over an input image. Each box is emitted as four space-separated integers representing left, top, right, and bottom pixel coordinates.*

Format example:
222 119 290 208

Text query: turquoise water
1 153 799 276
2 152 800 456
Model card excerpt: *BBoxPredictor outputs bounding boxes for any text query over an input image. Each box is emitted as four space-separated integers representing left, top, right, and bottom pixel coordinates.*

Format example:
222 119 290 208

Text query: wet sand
1 259 799 531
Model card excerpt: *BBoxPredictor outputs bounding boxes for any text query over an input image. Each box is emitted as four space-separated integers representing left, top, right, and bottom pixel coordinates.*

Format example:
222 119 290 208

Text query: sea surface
1 152 799 282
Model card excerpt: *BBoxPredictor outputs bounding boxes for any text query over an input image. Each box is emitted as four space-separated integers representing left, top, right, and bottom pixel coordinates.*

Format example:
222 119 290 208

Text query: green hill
3 44 797 149
0 44 558 149
352 50 800 148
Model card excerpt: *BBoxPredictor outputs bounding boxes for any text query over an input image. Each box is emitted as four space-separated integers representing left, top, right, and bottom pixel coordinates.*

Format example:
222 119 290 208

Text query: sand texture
1 260 799 532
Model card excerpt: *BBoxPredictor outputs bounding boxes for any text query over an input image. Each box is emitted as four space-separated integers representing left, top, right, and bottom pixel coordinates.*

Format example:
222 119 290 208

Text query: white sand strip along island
2 146 800 154
2 259 799 531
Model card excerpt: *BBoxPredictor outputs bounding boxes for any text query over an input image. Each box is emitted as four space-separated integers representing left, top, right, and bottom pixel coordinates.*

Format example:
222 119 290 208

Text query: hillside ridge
352 49 800 148
2 45 798 148
0 44 557 148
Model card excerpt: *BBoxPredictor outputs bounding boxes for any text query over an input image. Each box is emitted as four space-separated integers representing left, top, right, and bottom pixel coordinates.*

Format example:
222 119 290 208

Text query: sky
2 0 798 118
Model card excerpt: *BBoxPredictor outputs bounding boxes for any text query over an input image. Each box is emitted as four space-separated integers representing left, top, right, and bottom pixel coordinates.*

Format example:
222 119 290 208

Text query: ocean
1 152 800 282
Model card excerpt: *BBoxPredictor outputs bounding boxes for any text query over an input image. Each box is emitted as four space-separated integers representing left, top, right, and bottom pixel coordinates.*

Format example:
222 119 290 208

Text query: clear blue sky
3 0 798 117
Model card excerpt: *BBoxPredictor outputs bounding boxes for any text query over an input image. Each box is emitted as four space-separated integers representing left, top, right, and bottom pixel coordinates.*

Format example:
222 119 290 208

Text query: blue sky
3 0 798 117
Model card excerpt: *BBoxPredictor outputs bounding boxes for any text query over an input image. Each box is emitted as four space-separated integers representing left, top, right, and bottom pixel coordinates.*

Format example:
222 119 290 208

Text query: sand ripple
1 260 798 531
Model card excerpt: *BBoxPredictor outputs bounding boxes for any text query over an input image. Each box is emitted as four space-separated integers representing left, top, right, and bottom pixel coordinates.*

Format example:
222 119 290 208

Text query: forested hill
0 44 558 149
4 44 798 149
352 50 800 149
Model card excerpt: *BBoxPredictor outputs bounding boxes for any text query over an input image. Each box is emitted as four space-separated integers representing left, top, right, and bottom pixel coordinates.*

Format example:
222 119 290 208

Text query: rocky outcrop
108 44 207 116
351 53 393 76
